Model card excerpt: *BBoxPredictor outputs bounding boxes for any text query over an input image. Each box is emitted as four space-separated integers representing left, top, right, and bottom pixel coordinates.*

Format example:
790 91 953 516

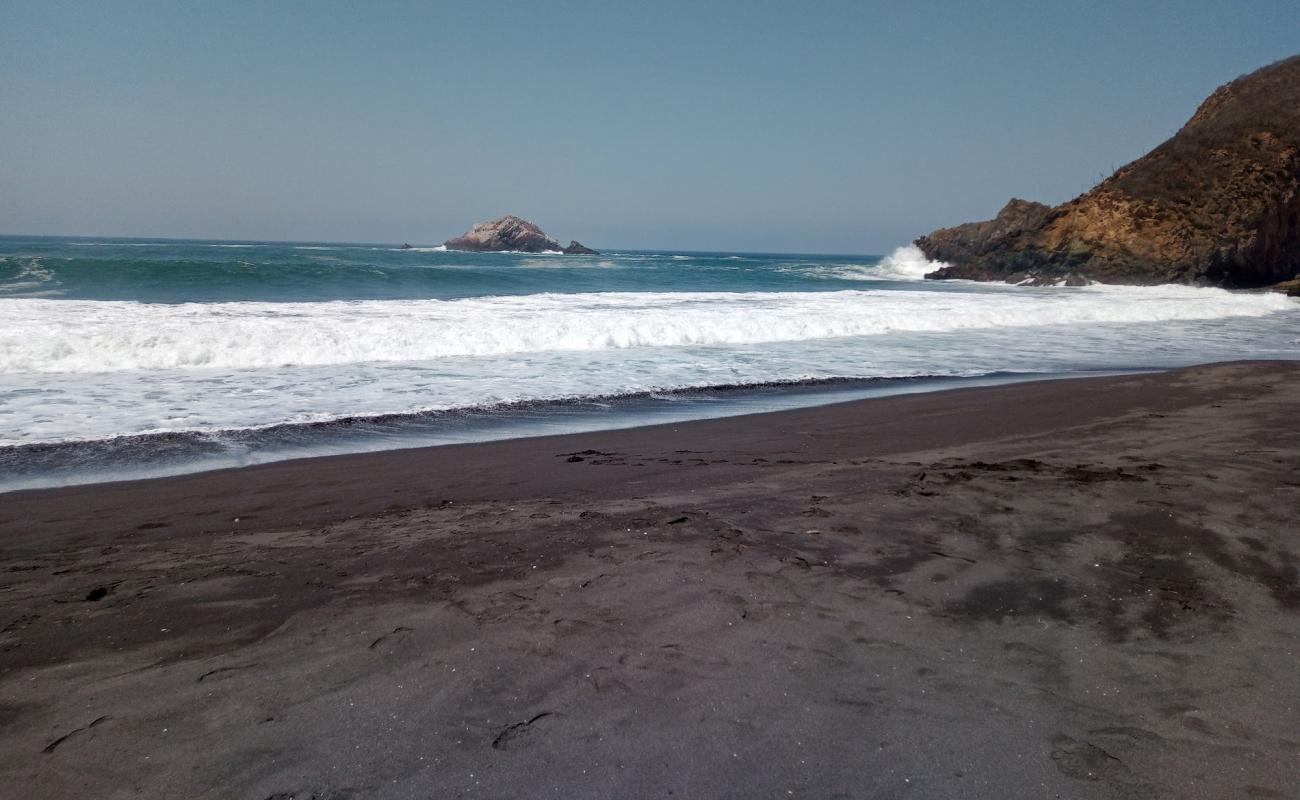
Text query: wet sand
2 361 1298 799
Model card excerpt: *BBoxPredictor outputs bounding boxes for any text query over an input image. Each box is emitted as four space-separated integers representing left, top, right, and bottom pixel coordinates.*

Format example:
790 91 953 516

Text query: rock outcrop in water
444 215 599 255
917 55 1300 288
562 240 598 255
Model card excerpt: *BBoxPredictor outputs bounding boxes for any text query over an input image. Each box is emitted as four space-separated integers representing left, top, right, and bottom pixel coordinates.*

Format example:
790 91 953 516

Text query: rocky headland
917 55 1300 289
444 215 599 255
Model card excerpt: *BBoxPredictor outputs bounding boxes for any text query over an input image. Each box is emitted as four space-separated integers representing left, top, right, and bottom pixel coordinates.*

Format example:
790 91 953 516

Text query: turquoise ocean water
2 235 1298 489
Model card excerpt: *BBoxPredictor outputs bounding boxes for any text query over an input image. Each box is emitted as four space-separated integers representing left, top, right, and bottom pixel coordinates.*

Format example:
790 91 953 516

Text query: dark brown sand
2 361 1298 799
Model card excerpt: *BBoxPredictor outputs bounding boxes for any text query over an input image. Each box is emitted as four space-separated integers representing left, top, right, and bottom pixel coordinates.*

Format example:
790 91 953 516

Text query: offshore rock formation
918 55 1300 288
444 215 559 252
444 215 599 255
562 240 599 255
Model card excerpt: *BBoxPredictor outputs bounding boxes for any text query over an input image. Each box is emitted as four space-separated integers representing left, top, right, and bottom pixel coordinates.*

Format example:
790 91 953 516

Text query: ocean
2 235 1297 491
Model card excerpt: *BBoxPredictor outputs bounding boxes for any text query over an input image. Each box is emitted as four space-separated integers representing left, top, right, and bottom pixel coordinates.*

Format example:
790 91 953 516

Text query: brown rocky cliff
913 199 1051 267
917 55 1300 288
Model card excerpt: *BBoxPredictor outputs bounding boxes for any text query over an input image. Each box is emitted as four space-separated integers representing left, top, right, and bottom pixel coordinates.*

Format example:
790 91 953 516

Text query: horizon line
0 232 888 259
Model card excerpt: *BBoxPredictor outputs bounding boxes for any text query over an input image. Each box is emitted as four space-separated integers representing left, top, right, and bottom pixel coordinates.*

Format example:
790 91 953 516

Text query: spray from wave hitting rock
875 245 948 280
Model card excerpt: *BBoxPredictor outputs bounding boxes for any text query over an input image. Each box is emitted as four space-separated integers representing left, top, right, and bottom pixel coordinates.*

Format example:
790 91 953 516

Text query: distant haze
2 1 1296 253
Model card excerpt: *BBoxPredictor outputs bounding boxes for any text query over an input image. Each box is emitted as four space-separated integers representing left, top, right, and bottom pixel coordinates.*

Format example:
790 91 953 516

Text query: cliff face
918 55 1300 288
914 199 1051 268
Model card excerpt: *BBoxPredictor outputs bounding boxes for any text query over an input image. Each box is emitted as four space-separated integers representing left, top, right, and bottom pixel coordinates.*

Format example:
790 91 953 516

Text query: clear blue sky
2 1 1296 252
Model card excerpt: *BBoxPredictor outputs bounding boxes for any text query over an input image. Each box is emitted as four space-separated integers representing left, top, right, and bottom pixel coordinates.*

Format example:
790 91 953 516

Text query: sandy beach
2 360 1298 799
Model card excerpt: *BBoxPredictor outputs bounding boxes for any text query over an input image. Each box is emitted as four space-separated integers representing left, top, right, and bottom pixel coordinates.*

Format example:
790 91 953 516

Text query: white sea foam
516 259 618 270
391 245 447 252
0 259 57 294
67 241 174 247
0 286 1291 375
797 245 947 281
452 248 563 255
873 245 948 280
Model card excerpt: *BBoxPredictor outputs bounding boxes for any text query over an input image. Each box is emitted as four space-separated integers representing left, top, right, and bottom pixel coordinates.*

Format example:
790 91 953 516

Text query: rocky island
917 55 1300 290
444 215 599 255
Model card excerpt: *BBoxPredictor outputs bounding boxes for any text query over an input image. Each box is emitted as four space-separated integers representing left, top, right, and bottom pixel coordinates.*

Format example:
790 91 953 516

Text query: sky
1 1 1297 253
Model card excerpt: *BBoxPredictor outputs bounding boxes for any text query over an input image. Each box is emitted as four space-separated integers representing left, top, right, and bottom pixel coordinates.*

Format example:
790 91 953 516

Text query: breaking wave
800 245 947 281
872 244 948 280
0 285 1290 374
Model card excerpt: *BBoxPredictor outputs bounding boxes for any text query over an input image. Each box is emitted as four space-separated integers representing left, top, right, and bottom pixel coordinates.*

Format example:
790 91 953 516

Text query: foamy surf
875 244 948 279
1 235 1297 477
799 245 947 281
0 285 1291 374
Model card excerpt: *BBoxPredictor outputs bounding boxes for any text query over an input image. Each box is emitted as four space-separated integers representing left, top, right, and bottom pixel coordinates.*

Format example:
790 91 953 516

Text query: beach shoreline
0 368 1143 493
3 360 1298 798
